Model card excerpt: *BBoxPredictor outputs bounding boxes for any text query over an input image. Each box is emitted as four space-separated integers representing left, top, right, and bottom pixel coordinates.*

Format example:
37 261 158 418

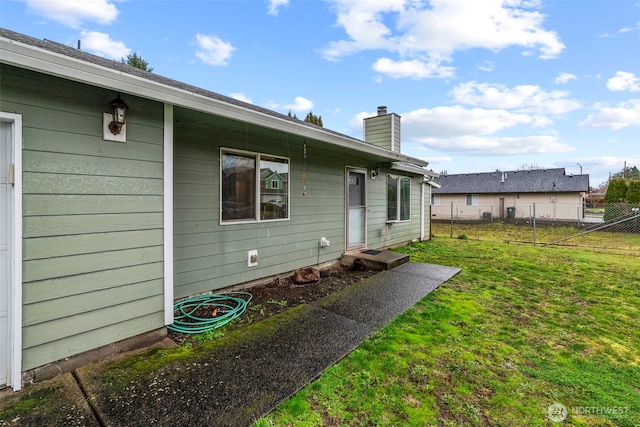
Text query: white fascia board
391 161 438 176
1 37 426 166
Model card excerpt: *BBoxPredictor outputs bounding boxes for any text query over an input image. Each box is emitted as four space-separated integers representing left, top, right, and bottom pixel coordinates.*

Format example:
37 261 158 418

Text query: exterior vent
377 106 387 115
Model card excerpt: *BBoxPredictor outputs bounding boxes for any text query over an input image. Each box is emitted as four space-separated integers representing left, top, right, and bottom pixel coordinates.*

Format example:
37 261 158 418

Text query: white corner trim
420 181 425 241
1 112 23 391
163 104 174 325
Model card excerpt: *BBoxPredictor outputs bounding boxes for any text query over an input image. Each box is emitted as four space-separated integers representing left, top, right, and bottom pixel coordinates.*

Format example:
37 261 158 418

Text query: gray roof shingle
0 27 360 145
432 168 589 194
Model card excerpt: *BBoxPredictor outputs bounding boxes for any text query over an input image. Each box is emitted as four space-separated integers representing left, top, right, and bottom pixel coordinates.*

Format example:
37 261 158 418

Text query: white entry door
0 121 11 388
347 169 367 250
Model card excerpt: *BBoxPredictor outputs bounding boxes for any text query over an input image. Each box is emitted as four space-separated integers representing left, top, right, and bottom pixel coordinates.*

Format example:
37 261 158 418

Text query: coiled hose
167 292 253 334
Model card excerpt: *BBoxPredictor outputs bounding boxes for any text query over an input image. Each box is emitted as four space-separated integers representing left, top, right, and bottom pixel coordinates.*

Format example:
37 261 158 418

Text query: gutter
0 34 426 166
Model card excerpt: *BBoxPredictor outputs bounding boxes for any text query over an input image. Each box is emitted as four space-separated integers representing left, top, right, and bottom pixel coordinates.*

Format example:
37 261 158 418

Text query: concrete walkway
0 262 460 427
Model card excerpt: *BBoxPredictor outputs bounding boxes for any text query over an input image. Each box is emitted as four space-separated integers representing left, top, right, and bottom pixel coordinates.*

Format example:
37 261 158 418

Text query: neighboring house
259 168 288 219
431 168 589 221
0 28 438 390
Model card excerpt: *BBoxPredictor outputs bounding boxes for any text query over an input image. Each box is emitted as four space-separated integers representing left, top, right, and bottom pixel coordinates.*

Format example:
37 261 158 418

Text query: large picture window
387 175 411 222
221 149 289 222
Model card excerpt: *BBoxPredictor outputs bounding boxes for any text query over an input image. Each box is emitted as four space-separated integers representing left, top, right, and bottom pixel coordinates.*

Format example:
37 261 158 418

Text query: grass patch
431 221 640 254
258 234 640 426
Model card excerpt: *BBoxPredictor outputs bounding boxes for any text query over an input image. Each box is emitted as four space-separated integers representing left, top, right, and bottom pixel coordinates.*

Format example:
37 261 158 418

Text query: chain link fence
431 202 640 255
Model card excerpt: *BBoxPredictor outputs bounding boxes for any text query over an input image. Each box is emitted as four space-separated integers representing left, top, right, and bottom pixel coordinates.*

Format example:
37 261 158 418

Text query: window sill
221 218 290 225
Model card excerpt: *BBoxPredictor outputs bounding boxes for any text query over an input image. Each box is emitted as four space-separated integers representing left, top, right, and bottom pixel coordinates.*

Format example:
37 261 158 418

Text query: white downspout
163 104 174 326
420 180 425 241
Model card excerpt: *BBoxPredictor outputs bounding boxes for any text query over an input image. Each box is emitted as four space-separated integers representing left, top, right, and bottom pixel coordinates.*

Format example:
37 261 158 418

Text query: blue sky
1 0 638 187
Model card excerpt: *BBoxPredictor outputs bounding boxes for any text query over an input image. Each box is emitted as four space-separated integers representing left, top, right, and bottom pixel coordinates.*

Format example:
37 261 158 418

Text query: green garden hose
167 292 253 334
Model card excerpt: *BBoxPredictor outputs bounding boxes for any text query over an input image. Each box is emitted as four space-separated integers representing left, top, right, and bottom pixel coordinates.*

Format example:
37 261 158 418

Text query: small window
221 149 289 222
387 175 411 222
466 194 479 206
431 194 440 206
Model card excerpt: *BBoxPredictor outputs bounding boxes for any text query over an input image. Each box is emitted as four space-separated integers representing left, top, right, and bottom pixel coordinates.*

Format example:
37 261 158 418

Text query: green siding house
0 28 438 391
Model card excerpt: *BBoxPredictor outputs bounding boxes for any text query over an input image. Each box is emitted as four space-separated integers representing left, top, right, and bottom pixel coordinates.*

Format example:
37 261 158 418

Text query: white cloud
399 106 572 155
80 31 130 60
285 96 314 112
600 22 640 37
229 93 253 104
267 0 289 16
402 106 545 138
322 0 564 79
606 71 640 92
25 0 118 28
570 155 640 186
555 72 576 84
195 34 235 66
352 104 571 156
452 81 581 115
268 96 314 113
415 134 572 156
373 57 455 79
579 99 640 130
478 60 494 72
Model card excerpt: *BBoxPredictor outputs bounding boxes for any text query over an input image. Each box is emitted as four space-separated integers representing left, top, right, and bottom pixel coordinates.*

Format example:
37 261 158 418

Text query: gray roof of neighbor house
0 27 430 167
432 168 589 194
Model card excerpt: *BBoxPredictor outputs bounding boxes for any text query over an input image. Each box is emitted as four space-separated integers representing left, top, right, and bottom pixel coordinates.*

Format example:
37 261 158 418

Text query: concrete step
341 249 410 271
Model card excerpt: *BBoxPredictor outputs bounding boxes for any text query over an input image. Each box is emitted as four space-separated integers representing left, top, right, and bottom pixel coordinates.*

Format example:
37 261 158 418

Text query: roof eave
0 35 426 166
390 162 436 176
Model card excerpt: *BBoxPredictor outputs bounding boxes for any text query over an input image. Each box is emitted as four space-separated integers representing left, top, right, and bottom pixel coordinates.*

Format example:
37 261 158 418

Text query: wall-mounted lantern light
370 166 380 180
108 94 128 135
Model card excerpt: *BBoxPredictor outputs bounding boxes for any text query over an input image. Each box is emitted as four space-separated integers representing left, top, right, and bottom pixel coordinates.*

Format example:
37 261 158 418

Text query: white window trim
387 174 411 223
1 112 22 391
220 148 290 225
431 193 440 206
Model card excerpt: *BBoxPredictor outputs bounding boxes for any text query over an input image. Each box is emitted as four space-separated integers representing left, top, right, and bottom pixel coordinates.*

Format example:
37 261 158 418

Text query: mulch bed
168 264 379 345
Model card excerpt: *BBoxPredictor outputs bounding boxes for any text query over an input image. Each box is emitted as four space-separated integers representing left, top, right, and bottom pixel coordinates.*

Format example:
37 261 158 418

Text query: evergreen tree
611 165 640 180
605 178 628 203
603 178 629 221
122 52 153 72
304 111 323 127
626 180 640 203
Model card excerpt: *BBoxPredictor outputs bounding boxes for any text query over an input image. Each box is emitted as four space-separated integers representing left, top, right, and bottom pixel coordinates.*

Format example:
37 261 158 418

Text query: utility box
482 212 492 220
506 207 516 219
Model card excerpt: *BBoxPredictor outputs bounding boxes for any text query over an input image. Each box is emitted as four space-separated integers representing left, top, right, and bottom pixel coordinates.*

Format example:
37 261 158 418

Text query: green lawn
256 232 640 426
431 222 640 255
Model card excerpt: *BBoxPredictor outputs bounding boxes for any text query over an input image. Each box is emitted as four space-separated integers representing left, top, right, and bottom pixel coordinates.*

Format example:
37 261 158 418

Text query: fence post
577 206 581 228
533 203 536 246
450 202 453 238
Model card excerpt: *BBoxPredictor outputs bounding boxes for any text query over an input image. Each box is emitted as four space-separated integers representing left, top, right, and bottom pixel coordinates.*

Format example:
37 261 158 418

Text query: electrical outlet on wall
248 250 258 267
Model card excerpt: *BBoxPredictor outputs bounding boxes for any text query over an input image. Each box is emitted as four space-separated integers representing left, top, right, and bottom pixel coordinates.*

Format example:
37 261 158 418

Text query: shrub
604 178 629 221
605 178 628 203
626 179 640 203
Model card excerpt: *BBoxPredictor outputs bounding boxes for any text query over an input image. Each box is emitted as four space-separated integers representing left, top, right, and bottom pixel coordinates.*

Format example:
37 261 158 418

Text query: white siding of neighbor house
431 192 585 221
